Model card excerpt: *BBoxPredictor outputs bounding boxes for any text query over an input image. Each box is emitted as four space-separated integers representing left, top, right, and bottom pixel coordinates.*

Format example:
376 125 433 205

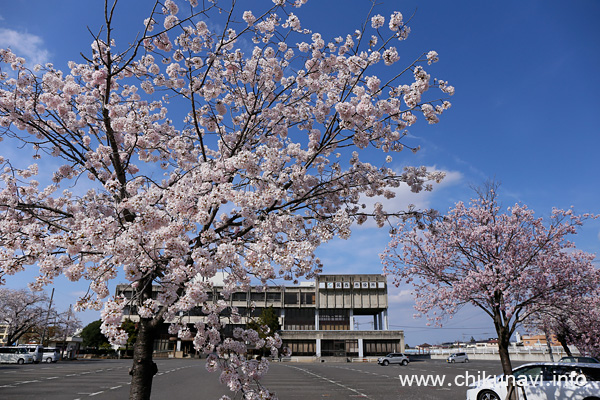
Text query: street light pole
61 305 72 360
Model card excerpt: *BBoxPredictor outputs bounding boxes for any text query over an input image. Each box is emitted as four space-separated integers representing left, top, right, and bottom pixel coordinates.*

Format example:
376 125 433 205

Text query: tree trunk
498 334 513 377
556 332 573 357
498 336 518 400
544 329 554 362
492 311 516 400
129 316 159 400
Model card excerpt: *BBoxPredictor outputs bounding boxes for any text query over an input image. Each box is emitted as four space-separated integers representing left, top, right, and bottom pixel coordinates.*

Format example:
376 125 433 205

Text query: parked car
466 362 600 400
377 353 409 366
447 352 469 363
42 347 61 363
559 356 600 364
0 347 35 364
15 344 44 363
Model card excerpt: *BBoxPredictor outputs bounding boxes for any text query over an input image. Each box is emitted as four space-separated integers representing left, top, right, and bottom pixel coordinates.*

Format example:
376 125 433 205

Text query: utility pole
61 305 72 360
40 288 54 346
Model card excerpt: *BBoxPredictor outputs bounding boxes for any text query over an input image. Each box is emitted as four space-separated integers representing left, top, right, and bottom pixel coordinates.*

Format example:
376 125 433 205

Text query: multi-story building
117 274 404 358
0 324 9 345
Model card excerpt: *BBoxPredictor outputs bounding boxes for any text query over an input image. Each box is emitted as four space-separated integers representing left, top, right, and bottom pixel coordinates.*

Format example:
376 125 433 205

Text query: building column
383 309 389 330
358 338 364 358
373 314 378 330
316 338 321 357
378 312 383 331
349 309 354 331
280 308 285 330
315 309 320 330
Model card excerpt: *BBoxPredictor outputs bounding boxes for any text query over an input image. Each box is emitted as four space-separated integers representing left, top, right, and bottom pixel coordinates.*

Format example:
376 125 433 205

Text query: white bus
16 344 44 363
0 347 35 364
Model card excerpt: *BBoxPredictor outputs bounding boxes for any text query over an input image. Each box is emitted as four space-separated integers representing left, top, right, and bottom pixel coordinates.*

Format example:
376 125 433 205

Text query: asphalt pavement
0 358 516 399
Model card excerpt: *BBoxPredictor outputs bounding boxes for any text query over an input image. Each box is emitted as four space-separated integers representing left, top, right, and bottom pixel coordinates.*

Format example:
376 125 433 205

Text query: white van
0 347 34 364
42 347 60 363
16 344 44 363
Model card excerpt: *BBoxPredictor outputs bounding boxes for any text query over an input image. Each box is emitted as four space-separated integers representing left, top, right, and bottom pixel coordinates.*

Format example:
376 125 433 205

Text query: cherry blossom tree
0 0 453 398
0 288 50 345
530 292 600 359
565 297 600 358
50 307 82 342
383 184 599 379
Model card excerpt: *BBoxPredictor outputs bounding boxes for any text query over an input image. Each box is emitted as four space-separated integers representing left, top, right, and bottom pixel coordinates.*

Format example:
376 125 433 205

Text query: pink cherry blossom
0 0 454 398
383 184 599 376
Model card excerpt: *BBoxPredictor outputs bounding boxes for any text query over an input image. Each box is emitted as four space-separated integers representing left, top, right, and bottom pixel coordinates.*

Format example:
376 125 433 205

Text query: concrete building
117 274 404 358
0 324 8 345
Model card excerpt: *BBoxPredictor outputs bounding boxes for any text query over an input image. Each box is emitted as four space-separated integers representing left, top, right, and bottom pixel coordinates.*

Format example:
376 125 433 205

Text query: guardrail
351 357 379 363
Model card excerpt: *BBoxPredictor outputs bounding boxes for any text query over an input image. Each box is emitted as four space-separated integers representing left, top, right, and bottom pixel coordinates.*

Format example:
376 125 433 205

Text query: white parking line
289 366 370 399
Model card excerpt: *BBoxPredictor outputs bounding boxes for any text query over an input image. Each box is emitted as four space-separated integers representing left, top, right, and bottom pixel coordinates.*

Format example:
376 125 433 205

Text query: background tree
53 308 83 339
383 184 599 379
247 306 281 358
121 319 138 355
529 293 600 359
0 0 452 398
80 319 110 349
247 306 281 339
24 306 82 345
0 288 50 345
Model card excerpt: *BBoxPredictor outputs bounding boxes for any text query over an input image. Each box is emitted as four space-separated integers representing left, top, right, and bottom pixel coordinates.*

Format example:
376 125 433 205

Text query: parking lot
0 358 521 399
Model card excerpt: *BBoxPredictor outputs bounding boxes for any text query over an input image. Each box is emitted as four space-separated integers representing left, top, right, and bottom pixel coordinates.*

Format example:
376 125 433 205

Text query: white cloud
356 166 463 228
387 287 414 305
0 28 51 66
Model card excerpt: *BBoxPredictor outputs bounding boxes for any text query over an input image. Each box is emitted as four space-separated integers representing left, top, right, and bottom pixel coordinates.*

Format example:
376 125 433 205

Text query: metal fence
430 346 576 356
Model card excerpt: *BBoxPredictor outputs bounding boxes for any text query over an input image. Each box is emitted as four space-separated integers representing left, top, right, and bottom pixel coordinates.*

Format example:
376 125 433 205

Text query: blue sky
1 0 599 345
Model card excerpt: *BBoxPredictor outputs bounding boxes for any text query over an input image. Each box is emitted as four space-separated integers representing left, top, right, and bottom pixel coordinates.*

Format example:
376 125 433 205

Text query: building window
232 292 247 301
318 309 349 330
266 292 281 302
283 340 316 356
250 292 265 302
284 292 298 305
363 340 399 356
284 308 315 330
300 292 315 305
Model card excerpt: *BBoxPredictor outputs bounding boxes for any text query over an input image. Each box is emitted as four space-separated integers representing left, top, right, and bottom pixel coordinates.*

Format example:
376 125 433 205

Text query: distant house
415 343 432 353
521 333 560 348
46 336 83 360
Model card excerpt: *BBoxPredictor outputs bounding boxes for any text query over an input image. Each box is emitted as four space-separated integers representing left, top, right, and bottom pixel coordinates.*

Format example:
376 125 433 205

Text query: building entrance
320 339 358 357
